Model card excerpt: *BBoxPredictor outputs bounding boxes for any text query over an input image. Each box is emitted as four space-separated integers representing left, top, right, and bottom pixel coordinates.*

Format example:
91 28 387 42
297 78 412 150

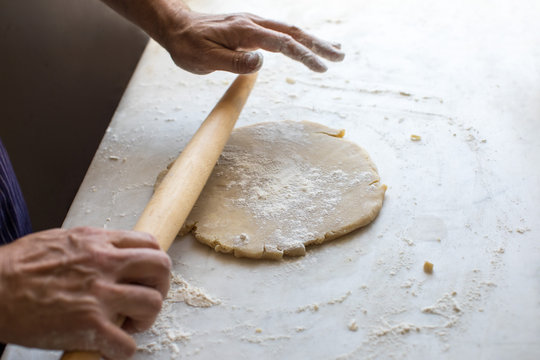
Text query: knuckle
232 52 243 73
90 246 115 263
228 13 254 28
289 25 303 35
281 34 295 46
70 226 98 236
157 252 172 272
147 291 164 313
142 231 157 244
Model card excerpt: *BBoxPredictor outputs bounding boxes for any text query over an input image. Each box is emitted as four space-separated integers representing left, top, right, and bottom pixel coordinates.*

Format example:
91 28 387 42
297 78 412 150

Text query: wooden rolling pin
61 72 258 360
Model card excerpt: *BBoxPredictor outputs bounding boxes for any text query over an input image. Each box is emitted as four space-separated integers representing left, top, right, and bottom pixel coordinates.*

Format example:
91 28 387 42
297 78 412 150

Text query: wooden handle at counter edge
61 72 258 360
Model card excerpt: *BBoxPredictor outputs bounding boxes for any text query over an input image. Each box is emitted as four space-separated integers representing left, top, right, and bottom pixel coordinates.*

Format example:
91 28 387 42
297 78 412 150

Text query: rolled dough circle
158 121 386 260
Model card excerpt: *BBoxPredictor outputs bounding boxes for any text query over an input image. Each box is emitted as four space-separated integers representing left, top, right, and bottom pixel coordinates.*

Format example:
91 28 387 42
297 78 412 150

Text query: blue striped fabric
0 138 32 245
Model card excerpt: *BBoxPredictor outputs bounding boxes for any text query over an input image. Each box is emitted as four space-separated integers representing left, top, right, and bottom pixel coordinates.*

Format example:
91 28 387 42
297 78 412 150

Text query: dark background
0 0 148 231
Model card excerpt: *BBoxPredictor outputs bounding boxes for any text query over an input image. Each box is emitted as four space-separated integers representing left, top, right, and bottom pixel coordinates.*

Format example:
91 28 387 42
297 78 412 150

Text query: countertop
4 0 539 359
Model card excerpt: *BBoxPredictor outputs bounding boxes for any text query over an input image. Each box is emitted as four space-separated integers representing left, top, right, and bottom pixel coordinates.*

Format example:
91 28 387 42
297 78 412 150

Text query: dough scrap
157 121 386 260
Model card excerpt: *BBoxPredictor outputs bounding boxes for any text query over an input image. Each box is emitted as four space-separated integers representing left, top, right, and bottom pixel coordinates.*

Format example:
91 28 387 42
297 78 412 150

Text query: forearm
100 0 190 43
100 0 344 74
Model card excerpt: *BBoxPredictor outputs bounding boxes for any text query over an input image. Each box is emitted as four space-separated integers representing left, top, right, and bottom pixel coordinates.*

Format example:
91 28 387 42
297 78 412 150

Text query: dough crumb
255 328 263 334
374 323 420 337
319 129 346 138
327 291 352 305
516 227 530 234
423 261 434 274
285 77 296 84
348 319 359 332
410 134 422 141
296 303 320 313
109 155 120 161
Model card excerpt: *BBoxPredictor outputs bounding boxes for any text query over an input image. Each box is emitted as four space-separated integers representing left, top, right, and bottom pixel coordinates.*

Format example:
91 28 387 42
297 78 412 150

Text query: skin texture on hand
0 227 171 359
101 0 345 74
162 11 345 74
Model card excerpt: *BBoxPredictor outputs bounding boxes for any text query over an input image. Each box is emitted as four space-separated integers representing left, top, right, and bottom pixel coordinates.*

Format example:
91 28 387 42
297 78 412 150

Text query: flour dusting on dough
170 121 386 259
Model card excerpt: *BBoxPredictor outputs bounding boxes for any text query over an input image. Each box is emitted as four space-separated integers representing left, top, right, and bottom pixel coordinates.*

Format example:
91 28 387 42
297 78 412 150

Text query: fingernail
245 52 263 71
334 51 345 62
307 57 327 73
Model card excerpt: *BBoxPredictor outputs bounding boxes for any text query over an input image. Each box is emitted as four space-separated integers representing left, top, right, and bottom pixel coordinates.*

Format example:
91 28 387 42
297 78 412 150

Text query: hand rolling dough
156 121 386 260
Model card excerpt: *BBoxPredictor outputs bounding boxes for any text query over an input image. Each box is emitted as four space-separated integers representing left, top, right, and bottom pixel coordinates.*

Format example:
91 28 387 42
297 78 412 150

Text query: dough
157 121 386 260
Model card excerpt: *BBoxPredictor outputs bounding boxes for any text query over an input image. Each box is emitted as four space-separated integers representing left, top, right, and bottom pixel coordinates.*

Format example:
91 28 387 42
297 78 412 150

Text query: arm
0 227 171 359
101 0 345 74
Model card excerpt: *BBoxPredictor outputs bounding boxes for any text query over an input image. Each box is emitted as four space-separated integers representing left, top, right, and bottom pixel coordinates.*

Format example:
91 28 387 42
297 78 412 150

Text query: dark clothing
0 138 32 355
0 138 32 245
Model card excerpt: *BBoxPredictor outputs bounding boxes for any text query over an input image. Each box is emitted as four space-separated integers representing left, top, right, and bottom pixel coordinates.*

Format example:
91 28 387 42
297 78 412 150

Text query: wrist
102 0 192 47
154 0 193 47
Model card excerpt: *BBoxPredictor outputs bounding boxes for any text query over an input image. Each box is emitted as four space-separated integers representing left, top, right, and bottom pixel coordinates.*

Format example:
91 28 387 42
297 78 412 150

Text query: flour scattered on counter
327 291 352 305
402 237 415 246
421 292 462 327
348 319 359 332
516 227 530 234
135 272 219 356
168 273 221 307
296 290 352 313
136 327 192 355
494 247 505 254
401 280 414 289
373 322 421 337
241 334 291 344
296 303 320 313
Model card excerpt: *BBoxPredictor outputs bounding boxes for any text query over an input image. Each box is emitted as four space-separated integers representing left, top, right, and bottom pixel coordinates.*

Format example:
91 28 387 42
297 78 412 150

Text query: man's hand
101 0 345 74
162 11 345 74
0 227 171 359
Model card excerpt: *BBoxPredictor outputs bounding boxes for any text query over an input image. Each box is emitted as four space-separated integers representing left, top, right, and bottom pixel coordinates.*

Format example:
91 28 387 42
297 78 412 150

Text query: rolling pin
61 72 258 360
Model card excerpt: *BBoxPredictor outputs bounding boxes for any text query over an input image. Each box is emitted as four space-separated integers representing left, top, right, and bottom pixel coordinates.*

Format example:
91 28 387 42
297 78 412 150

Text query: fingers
114 248 171 297
252 18 345 62
208 49 264 74
97 281 164 334
108 230 160 250
95 319 137 359
251 27 329 72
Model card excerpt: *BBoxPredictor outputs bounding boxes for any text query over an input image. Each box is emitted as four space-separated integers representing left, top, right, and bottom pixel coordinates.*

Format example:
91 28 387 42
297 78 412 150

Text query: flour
176 121 385 259
216 123 376 249
168 273 221 308
135 272 220 356
296 290 352 313
421 292 462 327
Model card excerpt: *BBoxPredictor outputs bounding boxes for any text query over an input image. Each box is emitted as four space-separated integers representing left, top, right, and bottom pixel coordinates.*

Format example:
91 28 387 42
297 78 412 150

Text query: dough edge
157 120 386 260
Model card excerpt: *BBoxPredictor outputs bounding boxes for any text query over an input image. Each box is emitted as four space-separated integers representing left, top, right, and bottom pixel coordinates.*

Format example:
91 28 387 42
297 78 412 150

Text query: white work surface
4 0 540 359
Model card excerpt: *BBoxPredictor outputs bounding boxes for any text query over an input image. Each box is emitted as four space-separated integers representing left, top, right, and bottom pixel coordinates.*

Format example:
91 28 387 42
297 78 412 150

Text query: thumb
211 49 264 74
